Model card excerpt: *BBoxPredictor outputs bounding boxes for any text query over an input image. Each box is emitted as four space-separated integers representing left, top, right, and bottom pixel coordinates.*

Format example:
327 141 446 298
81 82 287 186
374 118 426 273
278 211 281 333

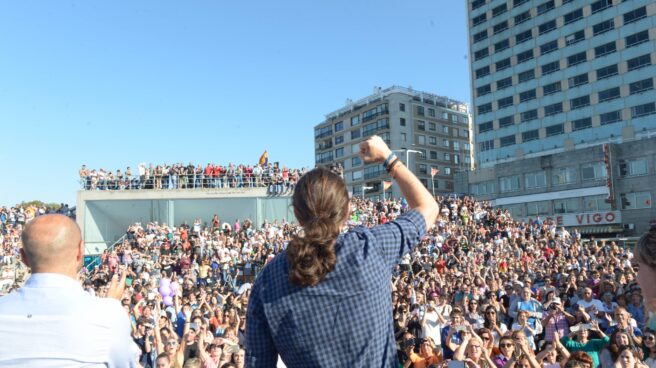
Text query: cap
551 297 561 305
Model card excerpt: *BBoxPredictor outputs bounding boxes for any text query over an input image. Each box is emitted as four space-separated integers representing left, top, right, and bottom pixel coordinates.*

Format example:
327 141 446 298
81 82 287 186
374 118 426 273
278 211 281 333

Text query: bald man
0 214 140 367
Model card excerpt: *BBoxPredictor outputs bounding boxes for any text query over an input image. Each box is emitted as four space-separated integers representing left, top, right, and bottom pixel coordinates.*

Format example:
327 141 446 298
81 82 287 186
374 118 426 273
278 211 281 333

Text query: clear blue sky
0 1 471 206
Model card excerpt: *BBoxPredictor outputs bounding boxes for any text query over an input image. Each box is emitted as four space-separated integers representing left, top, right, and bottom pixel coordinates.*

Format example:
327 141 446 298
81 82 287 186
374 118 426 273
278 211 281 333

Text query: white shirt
0 273 139 367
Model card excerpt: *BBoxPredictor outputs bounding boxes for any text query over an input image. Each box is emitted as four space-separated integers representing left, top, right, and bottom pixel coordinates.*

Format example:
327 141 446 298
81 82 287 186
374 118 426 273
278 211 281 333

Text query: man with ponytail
246 135 439 367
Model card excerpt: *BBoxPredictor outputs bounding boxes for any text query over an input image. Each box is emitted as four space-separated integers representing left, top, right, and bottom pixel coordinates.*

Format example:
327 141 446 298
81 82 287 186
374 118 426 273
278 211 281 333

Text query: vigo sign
527 211 622 227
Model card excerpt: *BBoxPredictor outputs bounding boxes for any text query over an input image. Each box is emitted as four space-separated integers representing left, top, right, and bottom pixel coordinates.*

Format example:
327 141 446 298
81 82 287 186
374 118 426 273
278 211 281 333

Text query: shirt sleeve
245 279 278 368
369 209 426 270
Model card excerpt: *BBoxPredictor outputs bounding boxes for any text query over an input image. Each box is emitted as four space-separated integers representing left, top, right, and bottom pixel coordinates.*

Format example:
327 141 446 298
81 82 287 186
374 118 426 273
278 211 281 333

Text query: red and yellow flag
258 150 268 166
383 180 392 190
431 167 439 177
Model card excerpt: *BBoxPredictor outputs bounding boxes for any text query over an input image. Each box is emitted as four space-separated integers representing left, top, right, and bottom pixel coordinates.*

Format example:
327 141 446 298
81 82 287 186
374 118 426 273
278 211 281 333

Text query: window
315 125 333 139
401 132 407 141
476 66 490 78
568 73 588 88
500 175 521 193
515 29 532 44
593 19 614 36
444 167 451 175
315 151 333 163
335 147 345 158
429 136 437 145
496 77 512 90
570 95 590 109
417 120 426 130
517 49 534 64
542 60 560 75
627 54 651 71
335 121 344 132
430 151 437 160
544 102 563 116
598 87 620 102
351 129 361 139
565 30 585 46
400 117 406 126
540 40 558 56
363 164 385 180
568 51 587 67
494 39 510 53
572 117 592 131
496 58 511 71
473 13 487 26
478 103 492 115
429 122 436 131
417 135 426 145
443 139 450 148
522 129 540 142
626 30 649 48
546 123 564 136
527 201 550 216
492 3 508 17
519 89 536 102
428 108 435 117
498 96 514 109
518 69 535 83
441 112 448 120
470 181 496 196
583 195 611 211
525 172 547 189
630 78 654 95
474 30 488 43
443 125 449 134
352 170 362 181
595 41 616 58
600 110 621 125
499 115 514 127
444 153 451 161
632 102 656 118
515 11 531 25
416 106 425 116
513 0 529 7
351 115 361 126
362 118 390 137
479 139 495 152
554 198 580 214
597 64 618 80
335 135 344 145
494 21 509 34
564 8 583 24
521 109 538 122
591 0 612 14
539 20 556 35
399 103 405 112
552 167 577 185
621 191 652 210
581 162 607 181
537 0 555 15
351 156 362 167
471 0 486 10
543 81 561 95
500 135 516 147
624 6 647 25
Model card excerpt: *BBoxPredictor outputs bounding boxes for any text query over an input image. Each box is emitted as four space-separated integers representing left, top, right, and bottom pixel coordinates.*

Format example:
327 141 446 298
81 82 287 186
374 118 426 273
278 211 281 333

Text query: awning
575 225 624 234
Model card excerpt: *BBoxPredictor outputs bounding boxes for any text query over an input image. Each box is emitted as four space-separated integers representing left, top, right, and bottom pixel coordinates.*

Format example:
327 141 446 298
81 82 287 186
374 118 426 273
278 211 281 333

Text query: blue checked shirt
246 210 426 367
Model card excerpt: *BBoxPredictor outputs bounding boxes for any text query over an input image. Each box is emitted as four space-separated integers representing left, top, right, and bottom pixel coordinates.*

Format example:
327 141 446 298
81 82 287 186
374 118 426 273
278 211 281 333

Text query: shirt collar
24 273 82 290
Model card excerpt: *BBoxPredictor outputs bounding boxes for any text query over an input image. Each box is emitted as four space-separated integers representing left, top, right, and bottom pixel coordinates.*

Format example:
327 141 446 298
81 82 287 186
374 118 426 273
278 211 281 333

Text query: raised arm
359 136 439 228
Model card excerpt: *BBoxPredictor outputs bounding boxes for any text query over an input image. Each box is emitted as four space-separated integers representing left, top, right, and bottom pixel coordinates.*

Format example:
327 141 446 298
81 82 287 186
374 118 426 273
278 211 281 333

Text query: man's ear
77 240 85 263
20 248 31 268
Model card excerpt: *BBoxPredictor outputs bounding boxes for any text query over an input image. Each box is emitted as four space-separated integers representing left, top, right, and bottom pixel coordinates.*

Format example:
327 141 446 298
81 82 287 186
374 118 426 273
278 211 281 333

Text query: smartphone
189 322 198 331
126 277 133 286
224 342 240 354
448 361 466 368
455 326 467 332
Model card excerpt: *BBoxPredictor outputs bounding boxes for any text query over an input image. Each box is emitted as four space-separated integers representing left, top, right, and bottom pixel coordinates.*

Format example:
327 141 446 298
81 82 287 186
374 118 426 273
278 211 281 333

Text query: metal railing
79 172 300 192
84 234 126 272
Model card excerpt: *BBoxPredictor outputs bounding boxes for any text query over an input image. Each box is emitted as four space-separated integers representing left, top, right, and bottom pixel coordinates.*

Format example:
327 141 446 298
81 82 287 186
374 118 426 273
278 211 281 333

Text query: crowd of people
1 194 655 368
78 163 311 195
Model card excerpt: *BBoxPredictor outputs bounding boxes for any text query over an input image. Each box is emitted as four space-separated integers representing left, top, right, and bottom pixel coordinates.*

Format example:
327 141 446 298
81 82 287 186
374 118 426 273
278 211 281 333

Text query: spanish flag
383 180 392 190
431 167 439 177
258 150 268 166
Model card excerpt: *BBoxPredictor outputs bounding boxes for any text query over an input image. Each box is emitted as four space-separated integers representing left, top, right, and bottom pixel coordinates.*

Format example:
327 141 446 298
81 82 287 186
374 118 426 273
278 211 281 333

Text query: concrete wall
77 188 293 254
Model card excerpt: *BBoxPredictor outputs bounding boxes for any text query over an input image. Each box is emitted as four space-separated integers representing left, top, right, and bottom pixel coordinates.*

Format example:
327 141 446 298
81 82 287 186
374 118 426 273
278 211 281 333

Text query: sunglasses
645 336 655 341
500 344 514 348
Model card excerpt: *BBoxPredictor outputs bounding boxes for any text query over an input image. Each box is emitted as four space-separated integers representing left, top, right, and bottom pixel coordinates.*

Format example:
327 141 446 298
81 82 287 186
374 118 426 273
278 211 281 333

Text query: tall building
464 0 656 234
314 86 473 200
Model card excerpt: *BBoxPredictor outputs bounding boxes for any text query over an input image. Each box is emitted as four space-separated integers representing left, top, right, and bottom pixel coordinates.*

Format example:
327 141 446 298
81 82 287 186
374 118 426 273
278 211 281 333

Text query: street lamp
392 148 422 167
362 186 374 198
